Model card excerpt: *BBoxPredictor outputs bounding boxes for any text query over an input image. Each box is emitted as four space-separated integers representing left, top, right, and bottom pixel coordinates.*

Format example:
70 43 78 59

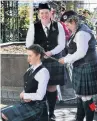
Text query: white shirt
64 31 91 64
26 22 66 55
42 23 51 37
26 23 34 48
24 63 50 101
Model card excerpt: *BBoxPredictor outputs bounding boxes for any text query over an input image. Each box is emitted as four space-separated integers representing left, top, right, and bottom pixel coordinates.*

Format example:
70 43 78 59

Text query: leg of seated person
1 113 8 121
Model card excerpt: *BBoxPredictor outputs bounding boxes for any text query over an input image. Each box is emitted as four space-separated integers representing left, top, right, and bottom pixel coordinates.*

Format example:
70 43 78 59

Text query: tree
18 4 30 41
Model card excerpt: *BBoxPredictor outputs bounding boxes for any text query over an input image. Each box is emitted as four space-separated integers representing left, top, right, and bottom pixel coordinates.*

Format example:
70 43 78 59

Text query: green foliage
66 1 74 11
18 5 30 30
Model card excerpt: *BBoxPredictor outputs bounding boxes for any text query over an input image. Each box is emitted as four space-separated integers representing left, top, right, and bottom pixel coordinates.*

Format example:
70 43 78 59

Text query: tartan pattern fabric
72 62 97 95
1 101 48 121
43 59 64 85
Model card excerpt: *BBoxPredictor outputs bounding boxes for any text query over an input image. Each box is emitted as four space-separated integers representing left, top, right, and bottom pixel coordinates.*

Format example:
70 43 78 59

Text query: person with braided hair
1 44 50 121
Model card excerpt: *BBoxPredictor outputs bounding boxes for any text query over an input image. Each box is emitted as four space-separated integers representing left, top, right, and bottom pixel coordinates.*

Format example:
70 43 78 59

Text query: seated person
1 44 50 121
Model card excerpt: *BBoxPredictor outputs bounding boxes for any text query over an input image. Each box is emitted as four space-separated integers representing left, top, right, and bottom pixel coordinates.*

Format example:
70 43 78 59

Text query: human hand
23 99 32 102
20 91 24 100
44 51 52 58
58 58 65 64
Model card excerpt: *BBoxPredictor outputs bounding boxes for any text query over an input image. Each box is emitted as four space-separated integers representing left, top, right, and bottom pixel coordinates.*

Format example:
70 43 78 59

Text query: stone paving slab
55 107 97 121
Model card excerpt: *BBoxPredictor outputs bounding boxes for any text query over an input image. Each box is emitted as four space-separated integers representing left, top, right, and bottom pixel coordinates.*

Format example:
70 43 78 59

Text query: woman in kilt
1 44 50 121
59 10 97 121
26 3 66 120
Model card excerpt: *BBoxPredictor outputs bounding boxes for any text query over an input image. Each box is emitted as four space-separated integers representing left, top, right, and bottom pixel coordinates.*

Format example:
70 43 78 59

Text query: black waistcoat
67 24 97 66
24 65 44 93
34 21 59 52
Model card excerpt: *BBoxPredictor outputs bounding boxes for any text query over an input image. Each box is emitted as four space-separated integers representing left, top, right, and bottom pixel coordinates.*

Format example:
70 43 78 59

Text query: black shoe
49 114 56 121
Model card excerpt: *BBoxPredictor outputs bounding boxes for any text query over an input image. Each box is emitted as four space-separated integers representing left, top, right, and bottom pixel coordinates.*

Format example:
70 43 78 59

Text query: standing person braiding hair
59 10 97 121
26 3 66 121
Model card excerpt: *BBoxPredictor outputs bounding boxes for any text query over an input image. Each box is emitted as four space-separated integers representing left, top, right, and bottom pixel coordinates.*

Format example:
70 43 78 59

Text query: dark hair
60 10 78 22
66 16 79 24
60 10 79 26
27 44 45 60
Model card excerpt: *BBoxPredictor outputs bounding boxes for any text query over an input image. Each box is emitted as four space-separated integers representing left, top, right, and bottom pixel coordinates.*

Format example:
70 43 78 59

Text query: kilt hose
43 53 65 86
1 101 48 121
72 62 97 95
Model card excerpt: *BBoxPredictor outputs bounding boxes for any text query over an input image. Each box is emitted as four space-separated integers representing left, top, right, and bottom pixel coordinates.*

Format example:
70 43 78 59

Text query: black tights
76 97 95 121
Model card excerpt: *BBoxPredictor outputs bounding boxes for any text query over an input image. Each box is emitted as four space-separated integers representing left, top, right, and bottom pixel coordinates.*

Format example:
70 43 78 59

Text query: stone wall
1 54 28 87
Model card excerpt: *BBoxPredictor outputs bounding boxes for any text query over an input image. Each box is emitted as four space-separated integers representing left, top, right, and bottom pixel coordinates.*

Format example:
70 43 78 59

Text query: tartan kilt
1 101 48 121
43 53 65 86
72 62 97 96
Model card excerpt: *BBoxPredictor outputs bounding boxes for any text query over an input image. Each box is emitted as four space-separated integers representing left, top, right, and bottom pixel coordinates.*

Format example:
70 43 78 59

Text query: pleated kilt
43 53 65 86
1 101 48 121
72 62 97 96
